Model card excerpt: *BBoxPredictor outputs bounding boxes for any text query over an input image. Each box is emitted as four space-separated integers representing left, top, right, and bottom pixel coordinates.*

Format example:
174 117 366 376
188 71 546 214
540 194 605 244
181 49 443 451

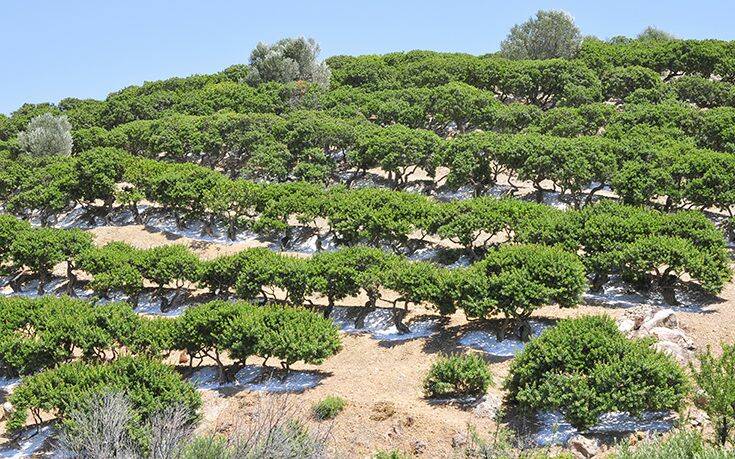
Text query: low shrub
423 353 492 398
313 396 347 420
181 435 231 459
7 356 202 437
505 315 689 430
612 429 734 458
691 344 735 446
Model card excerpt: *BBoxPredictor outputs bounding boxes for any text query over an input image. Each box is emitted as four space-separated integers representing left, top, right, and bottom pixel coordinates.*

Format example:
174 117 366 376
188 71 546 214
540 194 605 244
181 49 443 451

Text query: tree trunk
590 272 609 292
66 262 77 297
38 270 48 296
323 297 334 319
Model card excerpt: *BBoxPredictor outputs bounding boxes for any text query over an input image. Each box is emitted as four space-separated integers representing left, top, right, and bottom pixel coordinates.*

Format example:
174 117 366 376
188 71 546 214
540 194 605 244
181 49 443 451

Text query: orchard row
0 295 341 432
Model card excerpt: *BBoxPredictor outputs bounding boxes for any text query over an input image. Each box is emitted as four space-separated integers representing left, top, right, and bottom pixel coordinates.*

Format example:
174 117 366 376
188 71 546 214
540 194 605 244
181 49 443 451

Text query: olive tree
17 113 73 157
500 10 582 60
246 37 331 87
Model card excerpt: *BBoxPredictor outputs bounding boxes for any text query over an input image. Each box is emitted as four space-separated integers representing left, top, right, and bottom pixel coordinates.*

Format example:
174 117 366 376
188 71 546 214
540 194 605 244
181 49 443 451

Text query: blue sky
2 0 734 114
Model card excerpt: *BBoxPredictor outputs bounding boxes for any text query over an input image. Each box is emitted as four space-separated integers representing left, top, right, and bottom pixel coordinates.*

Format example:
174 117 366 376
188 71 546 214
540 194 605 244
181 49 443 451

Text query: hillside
1 29 735 458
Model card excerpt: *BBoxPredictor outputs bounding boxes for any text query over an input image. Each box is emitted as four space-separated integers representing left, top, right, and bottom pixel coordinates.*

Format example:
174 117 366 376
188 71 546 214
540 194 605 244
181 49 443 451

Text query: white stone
568 435 600 458
640 309 676 331
617 319 636 334
3 401 13 418
653 340 691 365
649 327 695 350
473 394 502 419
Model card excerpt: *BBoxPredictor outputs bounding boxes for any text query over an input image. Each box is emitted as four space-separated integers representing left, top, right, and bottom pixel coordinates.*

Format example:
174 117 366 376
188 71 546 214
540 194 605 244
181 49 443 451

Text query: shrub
174 301 253 381
17 113 73 157
500 10 582 60
505 316 689 430
313 396 347 420
8 357 201 436
58 391 196 458
0 296 140 375
423 354 492 398
461 244 587 340
374 451 411 459
229 395 332 458
136 244 200 309
691 344 735 446
181 435 231 459
612 429 733 458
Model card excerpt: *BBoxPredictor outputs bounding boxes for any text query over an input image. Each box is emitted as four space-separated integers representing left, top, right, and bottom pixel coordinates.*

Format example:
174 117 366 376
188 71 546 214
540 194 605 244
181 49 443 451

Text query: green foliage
613 429 735 459
312 396 347 420
462 244 586 322
500 10 582 60
692 344 735 446
506 316 689 430
7 356 201 434
423 354 492 398
136 244 200 299
181 436 231 459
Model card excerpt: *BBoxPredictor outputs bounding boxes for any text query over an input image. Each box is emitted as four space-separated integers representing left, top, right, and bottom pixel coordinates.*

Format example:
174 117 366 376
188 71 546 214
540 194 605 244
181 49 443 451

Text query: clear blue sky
2 0 734 114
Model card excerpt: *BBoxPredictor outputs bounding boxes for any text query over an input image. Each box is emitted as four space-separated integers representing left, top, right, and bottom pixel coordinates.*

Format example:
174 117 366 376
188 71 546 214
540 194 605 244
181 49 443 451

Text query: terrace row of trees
0 295 340 379
5 112 735 225
1 201 729 334
2 36 734 146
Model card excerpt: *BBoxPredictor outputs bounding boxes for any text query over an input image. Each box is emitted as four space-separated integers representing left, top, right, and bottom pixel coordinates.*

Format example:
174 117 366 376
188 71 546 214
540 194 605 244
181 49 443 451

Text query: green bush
505 316 689 430
8 356 201 435
313 396 347 420
253 304 343 370
0 296 142 375
612 429 734 458
692 344 735 446
181 435 231 459
423 353 492 398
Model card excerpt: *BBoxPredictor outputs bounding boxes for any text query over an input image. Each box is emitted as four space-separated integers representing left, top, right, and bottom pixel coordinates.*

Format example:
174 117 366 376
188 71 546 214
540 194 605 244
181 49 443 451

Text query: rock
452 432 468 448
178 351 189 364
473 394 502 420
2 401 13 419
617 318 636 334
411 440 427 455
690 410 709 427
653 340 691 365
640 309 677 331
568 435 600 458
649 327 695 350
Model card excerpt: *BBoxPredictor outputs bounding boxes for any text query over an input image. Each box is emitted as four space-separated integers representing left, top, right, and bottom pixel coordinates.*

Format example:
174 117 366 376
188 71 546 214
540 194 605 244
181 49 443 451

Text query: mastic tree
136 244 200 310
7 227 68 295
174 300 253 381
463 244 587 340
603 66 663 100
252 305 342 370
618 235 730 305
72 147 131 214
76 242 145 304
355 123 442 189
7 356 202 440
437 131 507 197
506 315 689 430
